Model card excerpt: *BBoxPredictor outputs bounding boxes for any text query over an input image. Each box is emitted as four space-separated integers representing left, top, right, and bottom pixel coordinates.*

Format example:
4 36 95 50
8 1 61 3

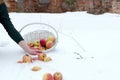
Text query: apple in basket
27 42 34 47
41 47 46 50
40 38 46 47
23 54 32 63
38 53 47 61
53 72 63 80
46 40 54 49
47 36 55 42
34 40 39 46
43 73 53 80
33 46 42 50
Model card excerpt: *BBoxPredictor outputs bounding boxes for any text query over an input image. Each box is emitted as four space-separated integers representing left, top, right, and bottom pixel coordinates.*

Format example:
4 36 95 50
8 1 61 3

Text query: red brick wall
76 0 89 11
23 0 39 12
111 0 120 13
47 0 63 13
5 0 18 12
4 0 120 14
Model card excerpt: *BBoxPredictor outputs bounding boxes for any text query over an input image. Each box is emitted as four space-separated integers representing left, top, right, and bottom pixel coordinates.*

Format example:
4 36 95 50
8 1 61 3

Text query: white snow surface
0 11 120 80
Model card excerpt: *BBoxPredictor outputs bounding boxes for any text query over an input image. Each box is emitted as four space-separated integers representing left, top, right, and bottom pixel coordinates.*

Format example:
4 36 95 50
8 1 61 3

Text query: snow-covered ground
0 11 120 80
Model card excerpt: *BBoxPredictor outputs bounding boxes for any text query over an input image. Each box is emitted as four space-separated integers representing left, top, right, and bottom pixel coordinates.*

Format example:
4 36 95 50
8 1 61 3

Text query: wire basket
19 23 58 52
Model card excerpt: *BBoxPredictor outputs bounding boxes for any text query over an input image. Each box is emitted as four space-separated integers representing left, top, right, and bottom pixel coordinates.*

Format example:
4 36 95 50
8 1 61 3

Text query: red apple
46 41 54 49
23 54 32 63
43 73 53 80
38 53 47 61
47 36 55 42
53 72 63 80
40 38 46 47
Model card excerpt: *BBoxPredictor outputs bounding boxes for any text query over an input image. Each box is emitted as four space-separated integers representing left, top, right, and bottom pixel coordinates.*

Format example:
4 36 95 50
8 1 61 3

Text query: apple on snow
43 73 53 80
53 72 63 80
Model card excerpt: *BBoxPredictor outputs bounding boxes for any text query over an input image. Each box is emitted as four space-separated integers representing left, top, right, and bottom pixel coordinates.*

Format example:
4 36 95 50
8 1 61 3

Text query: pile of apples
38 53 52 62
43 72 63 80
17 53 52 63
17 54 63 80
27 35 56 51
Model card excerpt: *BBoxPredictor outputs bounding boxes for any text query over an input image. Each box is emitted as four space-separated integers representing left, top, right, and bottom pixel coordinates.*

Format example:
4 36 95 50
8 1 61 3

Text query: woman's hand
27 48 42 55
18 40 42 55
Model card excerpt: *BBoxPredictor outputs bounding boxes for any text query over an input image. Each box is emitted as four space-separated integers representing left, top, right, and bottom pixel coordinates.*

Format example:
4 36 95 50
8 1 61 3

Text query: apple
47 36 55 42
32 66 41 71
40 38 46 47
34 40 39 46
33 46 39 49
44 57 52 62
27 42 34 47
23 54 32 63
43 73 53 80
38 53 47 61
42 47 46 50
34 46 42 50
53 72 63 80
46 41 54 49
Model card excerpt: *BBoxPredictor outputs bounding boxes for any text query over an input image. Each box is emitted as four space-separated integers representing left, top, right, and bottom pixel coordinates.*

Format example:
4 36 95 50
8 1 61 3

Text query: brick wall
5 0 18 12
47 0 63 13
111 0 120 13
76 0 89 11
4 0 120 14
23 0 40 12
87 0 113 14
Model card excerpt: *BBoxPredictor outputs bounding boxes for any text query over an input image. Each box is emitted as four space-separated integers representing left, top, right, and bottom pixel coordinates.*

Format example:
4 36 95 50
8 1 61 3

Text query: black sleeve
0 3 24 44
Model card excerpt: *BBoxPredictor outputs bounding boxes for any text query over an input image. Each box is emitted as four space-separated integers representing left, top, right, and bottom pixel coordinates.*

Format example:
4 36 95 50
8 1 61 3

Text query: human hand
28 48 42 55
18 40 42 55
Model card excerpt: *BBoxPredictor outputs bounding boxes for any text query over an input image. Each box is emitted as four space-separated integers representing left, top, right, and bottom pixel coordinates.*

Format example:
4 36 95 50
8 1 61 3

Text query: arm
0 3 41 55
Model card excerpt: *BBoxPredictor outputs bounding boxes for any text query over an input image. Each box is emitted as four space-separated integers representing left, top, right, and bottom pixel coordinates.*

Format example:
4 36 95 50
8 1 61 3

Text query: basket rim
19 22 58 41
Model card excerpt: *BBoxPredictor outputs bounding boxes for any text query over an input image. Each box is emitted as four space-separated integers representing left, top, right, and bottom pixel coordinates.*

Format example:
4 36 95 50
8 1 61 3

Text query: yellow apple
22 54 32 63
47 36 55 42
34 40 39 46
32 66 41 71
46 41 54 49
27 42 34 47
38 53 47 61
44 57 52 62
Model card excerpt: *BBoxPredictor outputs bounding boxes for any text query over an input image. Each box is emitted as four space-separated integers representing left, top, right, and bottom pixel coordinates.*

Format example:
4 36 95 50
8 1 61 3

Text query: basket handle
19 23 58 42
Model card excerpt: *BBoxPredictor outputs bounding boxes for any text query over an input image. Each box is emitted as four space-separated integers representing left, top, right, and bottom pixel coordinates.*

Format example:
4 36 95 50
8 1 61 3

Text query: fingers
30 52 38 55
36 50 42 53
29 50 42 55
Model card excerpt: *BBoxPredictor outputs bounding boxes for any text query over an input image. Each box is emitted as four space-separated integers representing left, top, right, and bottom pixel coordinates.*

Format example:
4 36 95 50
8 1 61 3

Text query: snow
0 11 120 80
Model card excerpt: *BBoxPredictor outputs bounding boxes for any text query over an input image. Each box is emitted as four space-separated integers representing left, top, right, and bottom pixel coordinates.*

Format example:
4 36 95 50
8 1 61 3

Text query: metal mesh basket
19 23 58 52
